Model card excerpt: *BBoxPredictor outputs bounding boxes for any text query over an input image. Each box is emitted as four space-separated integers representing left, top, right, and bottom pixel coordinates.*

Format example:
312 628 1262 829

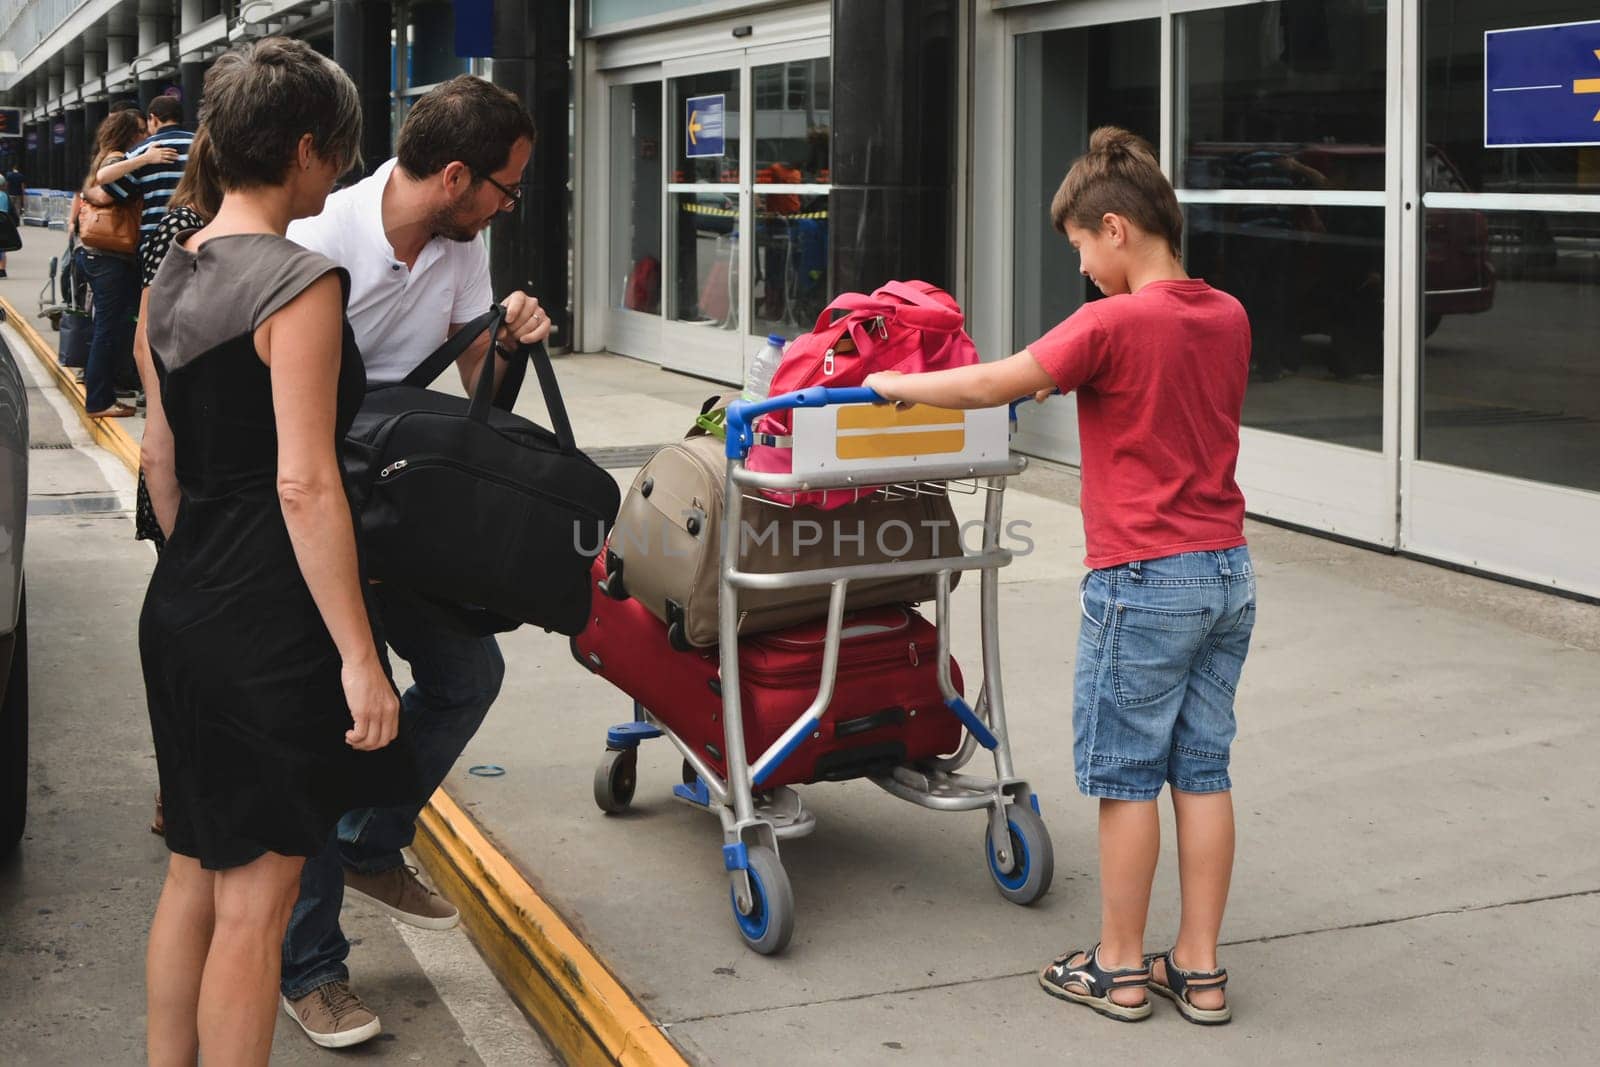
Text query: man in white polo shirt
278 75 550 1050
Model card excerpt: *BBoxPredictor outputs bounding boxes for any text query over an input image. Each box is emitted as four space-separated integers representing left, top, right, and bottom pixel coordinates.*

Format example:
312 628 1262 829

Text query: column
180 0 205 127
828 0 959 293
84 100 109 160
65 109 86 191
491 0 570 348
138 14 169 109
333 0 393 175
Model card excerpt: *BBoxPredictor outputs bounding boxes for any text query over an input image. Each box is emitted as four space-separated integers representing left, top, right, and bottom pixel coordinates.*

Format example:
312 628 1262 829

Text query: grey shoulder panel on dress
146 234 350 373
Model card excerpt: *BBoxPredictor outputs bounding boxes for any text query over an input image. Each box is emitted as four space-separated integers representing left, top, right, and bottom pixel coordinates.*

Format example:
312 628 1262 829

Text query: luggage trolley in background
590 386 1054 954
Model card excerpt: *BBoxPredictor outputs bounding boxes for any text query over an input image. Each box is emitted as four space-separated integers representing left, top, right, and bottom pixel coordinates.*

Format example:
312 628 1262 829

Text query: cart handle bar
725 386 883 459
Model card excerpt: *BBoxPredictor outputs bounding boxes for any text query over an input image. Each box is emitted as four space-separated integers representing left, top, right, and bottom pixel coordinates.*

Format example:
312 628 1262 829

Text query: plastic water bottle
742 334 786 402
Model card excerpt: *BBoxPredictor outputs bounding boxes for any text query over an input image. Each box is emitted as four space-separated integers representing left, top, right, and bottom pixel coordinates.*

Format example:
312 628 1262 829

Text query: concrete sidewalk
9 227 1598 1063
462 357 1600 1062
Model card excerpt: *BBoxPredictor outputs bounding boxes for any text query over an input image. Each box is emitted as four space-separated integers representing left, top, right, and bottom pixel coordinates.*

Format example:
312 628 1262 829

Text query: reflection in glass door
750 57 831 346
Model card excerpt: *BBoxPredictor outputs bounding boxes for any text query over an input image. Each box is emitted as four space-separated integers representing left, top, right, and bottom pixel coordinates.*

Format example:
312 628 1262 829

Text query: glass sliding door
601 41 830 386
1403 3 1600 596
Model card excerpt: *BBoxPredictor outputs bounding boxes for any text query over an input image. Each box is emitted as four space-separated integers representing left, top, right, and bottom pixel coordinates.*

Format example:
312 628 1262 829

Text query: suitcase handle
833 706 907 738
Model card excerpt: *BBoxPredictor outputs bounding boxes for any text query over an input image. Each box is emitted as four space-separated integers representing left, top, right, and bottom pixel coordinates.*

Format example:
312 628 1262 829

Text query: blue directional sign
685 94 725 159
1485 19 1600 148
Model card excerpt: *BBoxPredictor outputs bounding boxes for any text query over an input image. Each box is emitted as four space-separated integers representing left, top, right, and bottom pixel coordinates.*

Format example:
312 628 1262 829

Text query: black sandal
1146 948 1231 1025
1038 944 1152 1022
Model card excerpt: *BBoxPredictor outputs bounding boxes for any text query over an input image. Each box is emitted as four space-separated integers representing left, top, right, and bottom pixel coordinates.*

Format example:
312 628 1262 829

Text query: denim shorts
1072 547 1256 801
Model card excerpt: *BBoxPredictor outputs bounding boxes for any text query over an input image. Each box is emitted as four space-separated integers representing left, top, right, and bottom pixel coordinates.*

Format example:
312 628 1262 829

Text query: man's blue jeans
279 588 505 999
76 249 138 413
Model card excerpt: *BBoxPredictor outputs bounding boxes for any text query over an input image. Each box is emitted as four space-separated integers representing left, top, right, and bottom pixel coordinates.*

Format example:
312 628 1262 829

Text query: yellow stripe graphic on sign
837 429 967 460
837 403 966 430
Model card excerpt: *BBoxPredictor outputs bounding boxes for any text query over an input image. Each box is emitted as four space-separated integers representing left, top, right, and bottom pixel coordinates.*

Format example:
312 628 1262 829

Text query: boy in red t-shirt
865 127 1254 1026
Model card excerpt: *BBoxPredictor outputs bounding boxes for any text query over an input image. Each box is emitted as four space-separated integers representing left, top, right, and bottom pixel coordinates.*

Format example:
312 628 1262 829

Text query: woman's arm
96 144 179 186
80 184 113 207
863 351 1058 410
133 289 180 536
261 273 398 751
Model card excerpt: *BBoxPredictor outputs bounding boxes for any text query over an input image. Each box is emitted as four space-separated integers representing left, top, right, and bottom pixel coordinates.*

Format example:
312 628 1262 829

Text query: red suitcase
572 560 964 790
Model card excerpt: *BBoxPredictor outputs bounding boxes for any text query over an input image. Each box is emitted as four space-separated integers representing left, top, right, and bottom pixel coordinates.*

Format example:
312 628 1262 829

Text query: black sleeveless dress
140 233 414 870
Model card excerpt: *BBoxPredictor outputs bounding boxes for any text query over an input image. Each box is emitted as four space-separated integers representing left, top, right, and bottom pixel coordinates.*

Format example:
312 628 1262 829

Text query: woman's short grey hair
201 37 362 190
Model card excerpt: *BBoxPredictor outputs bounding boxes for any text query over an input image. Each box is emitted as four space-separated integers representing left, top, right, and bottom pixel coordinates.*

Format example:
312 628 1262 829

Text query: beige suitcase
602 434 963 648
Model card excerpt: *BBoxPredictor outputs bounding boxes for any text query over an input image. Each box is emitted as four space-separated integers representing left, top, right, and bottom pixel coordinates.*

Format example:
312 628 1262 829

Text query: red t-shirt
1027 279 1250 570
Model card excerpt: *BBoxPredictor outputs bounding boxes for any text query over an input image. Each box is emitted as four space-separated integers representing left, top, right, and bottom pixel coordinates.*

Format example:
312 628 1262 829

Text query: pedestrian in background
76 110 169 417
138 39 412 1065
865 126 1254 1026
105 94 194 258
0 154 23 277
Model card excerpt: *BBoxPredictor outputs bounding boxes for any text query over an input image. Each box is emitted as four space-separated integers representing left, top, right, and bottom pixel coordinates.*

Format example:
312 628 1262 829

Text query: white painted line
394 853 557 1066
1492 84 1562 92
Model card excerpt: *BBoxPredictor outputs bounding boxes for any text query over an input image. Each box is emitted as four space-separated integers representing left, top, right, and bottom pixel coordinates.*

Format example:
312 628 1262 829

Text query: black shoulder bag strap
402 303 577 457
399 305 506 392
397 304 545 419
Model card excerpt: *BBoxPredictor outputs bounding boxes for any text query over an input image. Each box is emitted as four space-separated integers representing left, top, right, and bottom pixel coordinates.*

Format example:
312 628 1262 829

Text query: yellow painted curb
3 292 685 1065
1 295 142 473
414 789 689 1067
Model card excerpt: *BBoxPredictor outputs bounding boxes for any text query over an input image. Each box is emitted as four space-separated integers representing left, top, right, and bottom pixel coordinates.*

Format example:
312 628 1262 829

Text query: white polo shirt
287 158 494 386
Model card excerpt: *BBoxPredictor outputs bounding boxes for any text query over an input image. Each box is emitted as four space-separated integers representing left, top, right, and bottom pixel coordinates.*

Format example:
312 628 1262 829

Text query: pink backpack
747 280 979 508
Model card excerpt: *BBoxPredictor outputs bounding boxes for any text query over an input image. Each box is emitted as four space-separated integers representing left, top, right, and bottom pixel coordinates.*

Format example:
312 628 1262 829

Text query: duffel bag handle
513 339 578 456
403 302 577 454
400 304 507 391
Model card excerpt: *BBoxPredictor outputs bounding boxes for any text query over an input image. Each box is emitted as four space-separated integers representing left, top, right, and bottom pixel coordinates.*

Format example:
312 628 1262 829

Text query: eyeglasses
475 169 526 210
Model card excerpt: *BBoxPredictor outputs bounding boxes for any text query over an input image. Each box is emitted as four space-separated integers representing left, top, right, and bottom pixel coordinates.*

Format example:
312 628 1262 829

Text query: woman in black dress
139 39 411 1065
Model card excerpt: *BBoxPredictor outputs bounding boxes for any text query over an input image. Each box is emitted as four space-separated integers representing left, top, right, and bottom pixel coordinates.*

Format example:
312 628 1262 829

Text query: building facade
5 0 1598 599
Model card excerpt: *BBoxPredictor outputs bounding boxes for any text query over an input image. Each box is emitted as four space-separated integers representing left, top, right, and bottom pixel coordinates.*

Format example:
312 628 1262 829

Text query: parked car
1 326 29 857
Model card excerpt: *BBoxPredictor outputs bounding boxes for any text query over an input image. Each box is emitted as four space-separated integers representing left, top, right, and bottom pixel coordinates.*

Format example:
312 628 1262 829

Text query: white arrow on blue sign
1485 18 1600 148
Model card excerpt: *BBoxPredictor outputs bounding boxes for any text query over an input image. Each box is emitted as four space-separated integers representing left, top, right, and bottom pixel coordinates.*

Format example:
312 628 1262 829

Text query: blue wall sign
685 94 725 159
1485 18 1600 148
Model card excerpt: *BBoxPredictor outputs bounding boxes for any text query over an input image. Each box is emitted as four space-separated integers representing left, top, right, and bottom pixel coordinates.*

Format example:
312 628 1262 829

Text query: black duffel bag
343 305 620 636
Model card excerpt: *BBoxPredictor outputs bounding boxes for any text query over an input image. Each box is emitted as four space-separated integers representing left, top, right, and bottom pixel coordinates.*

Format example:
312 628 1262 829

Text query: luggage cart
592 386 1053 954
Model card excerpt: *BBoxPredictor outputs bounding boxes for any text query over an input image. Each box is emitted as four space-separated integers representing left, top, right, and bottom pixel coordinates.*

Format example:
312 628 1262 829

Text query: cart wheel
984 803 1054 905
593 748 638 814
729 845 794 955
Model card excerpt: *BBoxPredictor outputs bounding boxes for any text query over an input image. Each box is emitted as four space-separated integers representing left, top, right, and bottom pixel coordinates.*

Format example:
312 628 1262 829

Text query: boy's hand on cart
862 371 915 410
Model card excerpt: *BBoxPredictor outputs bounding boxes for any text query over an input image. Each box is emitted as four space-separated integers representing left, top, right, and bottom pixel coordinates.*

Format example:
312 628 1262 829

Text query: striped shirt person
107 96 194 256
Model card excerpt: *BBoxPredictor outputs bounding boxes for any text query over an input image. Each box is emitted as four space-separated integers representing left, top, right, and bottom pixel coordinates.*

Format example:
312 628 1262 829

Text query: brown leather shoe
281 980 382 1049
343 863 460 930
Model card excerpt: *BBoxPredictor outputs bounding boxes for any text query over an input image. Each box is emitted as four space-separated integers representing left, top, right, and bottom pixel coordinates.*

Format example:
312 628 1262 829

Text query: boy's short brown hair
1050 126 1183 256
201 38 362 191
396 75 537 181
